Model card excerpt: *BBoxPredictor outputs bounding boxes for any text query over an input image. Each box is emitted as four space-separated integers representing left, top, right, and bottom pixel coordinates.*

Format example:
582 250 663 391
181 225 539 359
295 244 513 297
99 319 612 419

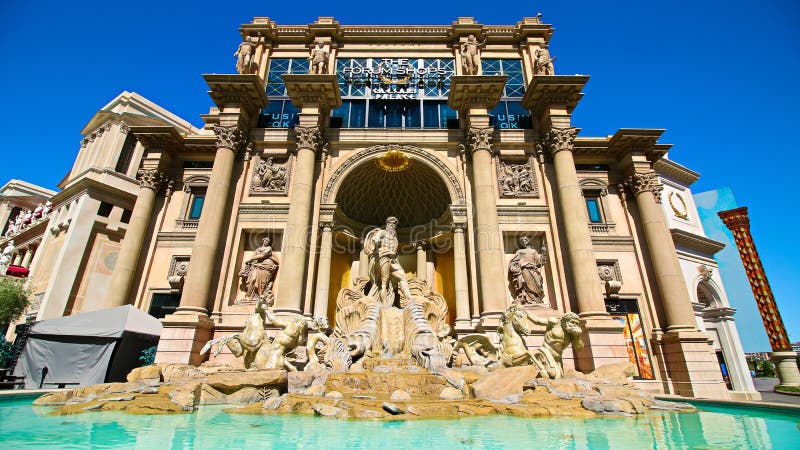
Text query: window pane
423 102 440 128
404 102 421 128
368 101 385 128
189 195 205 220
586 198 602 223
349 100 366 127
505 101 533 129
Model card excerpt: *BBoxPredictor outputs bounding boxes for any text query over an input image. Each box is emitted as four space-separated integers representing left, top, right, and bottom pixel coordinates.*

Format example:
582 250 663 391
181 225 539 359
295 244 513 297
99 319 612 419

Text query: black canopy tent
14 305 162 388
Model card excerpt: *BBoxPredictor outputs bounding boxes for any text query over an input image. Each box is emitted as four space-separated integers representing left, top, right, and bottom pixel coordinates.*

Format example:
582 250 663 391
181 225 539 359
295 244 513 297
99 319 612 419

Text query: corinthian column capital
466 127 494 154
137 168 165 190
213 124 245 151
294 126 323 153
545 127 577 156
624 171 663 203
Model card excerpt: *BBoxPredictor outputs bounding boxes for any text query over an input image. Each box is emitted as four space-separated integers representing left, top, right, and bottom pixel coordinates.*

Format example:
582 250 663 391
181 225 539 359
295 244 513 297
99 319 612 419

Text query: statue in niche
498 161 536 197
202 297 307 371
365 216 414 307
252 157 288 192
308 42 329 75
534 47 556 76
460 34 486 75
234 36 259 74
453 305 583 379
239 237 279 304
508 236 547 305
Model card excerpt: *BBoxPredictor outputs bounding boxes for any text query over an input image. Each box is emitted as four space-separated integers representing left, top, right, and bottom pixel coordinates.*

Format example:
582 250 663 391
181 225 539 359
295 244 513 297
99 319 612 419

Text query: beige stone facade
0 16 758 399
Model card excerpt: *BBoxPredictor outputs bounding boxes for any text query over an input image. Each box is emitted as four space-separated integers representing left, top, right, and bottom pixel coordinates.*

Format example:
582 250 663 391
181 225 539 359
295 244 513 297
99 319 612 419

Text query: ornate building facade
0 16 759 399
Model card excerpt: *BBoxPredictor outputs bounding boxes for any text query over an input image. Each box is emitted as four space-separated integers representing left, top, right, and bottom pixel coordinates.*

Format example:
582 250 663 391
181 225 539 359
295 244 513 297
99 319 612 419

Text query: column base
573 316 630 372
478 311 504 330
772 351 800 388
659 330 729 399
454 318 476 336
154 313 215 366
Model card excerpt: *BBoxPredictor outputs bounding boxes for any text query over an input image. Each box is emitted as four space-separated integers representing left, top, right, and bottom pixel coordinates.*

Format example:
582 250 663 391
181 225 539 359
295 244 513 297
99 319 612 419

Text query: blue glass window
189 194 205 220
331 58 457 128
265 59 308 97
258 100 299 128
489 101 532 129
586 197 602 223
482 59 525 98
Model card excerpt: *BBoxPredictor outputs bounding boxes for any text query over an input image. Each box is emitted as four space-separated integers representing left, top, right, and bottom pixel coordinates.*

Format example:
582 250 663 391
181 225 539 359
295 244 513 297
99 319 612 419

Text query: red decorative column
718 207 800 388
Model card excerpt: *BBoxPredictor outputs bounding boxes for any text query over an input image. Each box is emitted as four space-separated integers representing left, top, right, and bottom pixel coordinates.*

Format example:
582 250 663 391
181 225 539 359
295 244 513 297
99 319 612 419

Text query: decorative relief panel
597 260 622 297
168 256 190 292
250 156 291 195
497 157 539 198
668 191 689 220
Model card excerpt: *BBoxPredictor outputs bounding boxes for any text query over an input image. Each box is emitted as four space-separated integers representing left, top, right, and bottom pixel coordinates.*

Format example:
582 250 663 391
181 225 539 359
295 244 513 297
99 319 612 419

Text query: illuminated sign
339 58 451 100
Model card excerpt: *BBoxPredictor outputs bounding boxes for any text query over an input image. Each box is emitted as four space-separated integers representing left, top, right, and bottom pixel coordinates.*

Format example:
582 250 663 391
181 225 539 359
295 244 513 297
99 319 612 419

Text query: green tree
0 277 30 325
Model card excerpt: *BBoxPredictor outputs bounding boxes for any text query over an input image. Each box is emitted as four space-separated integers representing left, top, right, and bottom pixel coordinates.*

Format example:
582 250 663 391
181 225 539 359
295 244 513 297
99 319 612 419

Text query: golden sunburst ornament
376 148 412 172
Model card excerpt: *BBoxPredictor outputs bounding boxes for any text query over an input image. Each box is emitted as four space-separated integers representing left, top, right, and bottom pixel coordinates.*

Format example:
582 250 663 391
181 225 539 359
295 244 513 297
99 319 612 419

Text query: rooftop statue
534 47 556 76
234 36 259 74
308 42 329 75
460 34 486 75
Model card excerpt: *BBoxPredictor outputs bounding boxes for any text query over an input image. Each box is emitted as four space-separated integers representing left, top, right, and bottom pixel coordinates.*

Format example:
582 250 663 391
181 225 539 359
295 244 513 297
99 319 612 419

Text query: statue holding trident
364 216 414 307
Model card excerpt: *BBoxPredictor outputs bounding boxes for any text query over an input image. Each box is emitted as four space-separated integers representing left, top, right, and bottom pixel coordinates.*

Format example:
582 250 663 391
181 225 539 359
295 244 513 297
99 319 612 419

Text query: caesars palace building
0 16 759 399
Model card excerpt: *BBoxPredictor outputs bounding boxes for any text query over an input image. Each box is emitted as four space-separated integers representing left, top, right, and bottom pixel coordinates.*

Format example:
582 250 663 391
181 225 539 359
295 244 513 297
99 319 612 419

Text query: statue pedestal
574 317 630 373
772 350 800 388
659 330 729 399
155 313 215 366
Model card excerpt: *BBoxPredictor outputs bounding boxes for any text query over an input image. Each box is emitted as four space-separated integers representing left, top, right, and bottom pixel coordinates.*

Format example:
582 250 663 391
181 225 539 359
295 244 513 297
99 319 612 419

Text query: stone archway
323 145 464 217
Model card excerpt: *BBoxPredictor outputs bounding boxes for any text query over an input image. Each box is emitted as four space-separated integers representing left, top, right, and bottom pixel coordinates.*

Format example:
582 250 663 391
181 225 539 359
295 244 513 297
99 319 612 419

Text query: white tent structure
14 305 162 388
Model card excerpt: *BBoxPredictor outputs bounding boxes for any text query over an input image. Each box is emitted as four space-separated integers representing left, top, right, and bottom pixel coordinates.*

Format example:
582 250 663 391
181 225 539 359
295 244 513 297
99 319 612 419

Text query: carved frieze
250 156 291 195
213 124 245 151
497 157 539 198
624 171 663 203
137 168 164 190
545 127 577 156
294 126 323 153
466 127 494 154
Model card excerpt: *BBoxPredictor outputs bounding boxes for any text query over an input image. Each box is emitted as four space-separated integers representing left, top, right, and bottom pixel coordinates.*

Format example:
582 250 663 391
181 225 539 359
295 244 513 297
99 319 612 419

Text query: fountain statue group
203 216 582 380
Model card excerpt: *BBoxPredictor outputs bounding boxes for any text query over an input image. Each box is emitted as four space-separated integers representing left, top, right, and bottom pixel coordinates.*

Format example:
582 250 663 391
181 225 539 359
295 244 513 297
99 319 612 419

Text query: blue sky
1 1 798 350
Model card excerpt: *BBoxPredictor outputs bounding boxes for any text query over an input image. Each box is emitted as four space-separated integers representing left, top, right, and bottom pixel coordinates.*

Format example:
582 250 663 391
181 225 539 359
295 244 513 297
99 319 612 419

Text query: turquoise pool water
0 397 798 449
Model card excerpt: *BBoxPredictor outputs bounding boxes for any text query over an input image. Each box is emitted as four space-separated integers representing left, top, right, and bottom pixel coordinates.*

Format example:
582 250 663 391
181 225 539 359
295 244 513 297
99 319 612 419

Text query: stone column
276 125 322 313
547 127 609 318
21 247 34 268
12 252 22 266
448 75 507 324
522 76 628 371
278 74 341 314
465 126 508 318
104 168 163 308
452 224 471 331
358 245 369 279
624 171 697 331
719 207 800 388
156 74 267 366
618 136 728 398
177 124 243 315
416 242 427 282
313 221 334 319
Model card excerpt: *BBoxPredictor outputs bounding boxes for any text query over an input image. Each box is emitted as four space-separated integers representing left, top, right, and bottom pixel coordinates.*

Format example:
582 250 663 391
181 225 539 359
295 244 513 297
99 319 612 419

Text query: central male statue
365 216 414 307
